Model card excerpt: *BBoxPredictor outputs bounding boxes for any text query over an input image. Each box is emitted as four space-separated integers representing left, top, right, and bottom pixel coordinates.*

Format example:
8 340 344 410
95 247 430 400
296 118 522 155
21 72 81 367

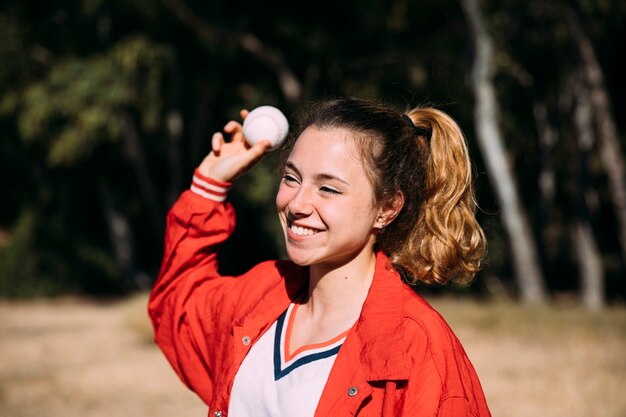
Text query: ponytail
394 108 486 285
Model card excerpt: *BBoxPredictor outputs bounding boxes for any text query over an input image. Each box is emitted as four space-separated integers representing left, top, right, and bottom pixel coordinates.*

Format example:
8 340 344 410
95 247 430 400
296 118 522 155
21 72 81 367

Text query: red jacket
149 190 491 417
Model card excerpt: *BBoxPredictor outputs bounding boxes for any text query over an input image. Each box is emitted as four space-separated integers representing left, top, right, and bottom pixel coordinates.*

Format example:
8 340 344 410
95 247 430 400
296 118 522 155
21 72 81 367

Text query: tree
461 0 548 304
570 70 605 309
1 0 624 300
566 7 626 266
2 32 174 292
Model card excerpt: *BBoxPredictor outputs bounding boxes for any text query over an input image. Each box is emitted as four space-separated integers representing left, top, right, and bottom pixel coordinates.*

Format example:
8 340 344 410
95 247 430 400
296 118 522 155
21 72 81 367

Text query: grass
0 294 624 417
429 296 626 417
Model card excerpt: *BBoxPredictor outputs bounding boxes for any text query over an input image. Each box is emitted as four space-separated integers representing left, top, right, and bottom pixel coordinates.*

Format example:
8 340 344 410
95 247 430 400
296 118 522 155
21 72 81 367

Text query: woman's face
276 126 382 268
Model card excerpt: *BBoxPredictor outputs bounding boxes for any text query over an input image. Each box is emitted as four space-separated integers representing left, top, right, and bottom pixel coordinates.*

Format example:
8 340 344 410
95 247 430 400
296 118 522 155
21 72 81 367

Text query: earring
375 218 386 234
374 214 387 234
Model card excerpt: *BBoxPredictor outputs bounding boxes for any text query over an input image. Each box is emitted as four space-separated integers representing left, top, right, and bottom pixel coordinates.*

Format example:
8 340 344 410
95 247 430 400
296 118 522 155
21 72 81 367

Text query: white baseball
243 106 289 149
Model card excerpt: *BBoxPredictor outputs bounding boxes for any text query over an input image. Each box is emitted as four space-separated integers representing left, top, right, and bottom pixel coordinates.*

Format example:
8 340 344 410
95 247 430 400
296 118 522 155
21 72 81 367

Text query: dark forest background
1 0 624 308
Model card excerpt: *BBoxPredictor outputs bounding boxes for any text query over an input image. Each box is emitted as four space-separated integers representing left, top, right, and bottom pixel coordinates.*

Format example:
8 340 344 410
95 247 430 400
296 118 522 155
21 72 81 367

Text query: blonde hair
283 98 486 285
397 108 486 284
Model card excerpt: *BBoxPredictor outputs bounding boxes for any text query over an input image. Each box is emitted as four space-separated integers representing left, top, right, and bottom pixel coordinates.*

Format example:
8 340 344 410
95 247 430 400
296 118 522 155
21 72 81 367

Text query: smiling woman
277 127 382 270
148 97 491 417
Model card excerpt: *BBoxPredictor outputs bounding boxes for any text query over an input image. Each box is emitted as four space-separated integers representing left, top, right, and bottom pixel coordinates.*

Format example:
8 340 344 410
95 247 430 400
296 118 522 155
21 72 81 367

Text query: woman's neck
304 249 377 322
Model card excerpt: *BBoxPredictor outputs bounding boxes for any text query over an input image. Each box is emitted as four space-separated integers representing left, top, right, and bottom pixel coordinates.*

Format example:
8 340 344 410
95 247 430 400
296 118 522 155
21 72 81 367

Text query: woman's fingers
201 139 271 182
231 140 271 168
223 120 246 144
245 140 272 161
231 141 271 177
225 108 251 144
223 120 241 132
199 111 267 181
211 132 224 155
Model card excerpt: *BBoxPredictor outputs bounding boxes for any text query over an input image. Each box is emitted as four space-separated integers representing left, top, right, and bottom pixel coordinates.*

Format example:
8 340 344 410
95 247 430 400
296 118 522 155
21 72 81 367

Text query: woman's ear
374 192 404 229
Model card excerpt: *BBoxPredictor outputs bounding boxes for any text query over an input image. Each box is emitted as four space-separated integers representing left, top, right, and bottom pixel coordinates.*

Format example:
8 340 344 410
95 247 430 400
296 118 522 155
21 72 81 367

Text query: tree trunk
165 65 185 207
99 179 150 290
571 221 604 309
571 72 605 309
567 10 626 265
120 111 164 241
461 0 548 304
532 101 556 270
533 102 557 205
166 109 184 207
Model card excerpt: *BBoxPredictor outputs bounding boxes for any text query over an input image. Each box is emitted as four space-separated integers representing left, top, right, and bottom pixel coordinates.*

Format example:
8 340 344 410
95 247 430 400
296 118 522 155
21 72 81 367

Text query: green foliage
0 0 624 299
13 36 173 167
0 199 123 297
0 209 40 297
0 23 175 295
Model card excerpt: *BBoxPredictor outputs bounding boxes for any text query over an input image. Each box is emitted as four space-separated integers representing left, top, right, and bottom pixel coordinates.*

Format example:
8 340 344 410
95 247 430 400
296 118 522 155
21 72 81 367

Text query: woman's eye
283 174 298 184
320 186 341 195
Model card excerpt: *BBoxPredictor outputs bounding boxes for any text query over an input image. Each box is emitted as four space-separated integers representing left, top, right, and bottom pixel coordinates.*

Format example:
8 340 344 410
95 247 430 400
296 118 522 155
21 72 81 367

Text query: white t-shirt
229 302 349 417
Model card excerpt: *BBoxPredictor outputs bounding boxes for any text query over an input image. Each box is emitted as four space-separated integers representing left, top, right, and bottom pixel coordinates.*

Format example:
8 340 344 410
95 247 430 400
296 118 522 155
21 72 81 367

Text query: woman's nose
287 186 314 216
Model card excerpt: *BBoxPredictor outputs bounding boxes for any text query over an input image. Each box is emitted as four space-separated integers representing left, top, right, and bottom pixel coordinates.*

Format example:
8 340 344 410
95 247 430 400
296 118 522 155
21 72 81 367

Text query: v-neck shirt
228 302 350 417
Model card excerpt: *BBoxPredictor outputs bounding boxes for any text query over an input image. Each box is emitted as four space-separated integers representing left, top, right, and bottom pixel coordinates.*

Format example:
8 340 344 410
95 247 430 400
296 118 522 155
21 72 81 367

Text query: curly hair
280 98 486 285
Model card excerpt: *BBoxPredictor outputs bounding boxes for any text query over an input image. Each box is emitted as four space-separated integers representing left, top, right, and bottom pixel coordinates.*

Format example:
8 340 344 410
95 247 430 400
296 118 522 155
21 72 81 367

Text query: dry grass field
0 294 625 417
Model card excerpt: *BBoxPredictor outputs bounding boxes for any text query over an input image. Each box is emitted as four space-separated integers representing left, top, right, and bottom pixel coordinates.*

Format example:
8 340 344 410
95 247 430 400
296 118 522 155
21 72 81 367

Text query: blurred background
0 0 625 416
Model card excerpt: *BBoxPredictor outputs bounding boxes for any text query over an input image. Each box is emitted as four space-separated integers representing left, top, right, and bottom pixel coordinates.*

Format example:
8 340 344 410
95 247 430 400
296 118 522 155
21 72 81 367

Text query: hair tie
401 114 414 127
415 126 432 140
401 114 432 140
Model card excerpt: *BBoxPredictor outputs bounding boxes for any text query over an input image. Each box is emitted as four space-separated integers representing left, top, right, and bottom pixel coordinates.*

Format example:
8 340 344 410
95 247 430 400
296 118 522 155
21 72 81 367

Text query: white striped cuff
190 169 231 202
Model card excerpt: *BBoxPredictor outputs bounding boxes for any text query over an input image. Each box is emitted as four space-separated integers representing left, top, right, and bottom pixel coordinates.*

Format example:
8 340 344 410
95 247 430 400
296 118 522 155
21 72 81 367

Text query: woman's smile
288 222 322 238
276 126 380 267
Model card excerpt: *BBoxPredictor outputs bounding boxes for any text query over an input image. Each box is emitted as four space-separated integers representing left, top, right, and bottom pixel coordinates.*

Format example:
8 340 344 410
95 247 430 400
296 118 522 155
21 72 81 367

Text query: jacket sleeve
148 170 235 404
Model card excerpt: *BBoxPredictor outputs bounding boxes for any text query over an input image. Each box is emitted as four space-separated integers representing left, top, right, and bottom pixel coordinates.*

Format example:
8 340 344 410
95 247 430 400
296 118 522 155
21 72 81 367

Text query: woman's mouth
290 224 319 236
286 218 322 237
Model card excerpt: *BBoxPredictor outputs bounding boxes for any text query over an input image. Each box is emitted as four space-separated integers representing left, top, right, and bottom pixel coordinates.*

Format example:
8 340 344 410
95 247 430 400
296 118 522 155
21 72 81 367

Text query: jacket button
348 386 358 397
242 335 251 345
214 410 223 417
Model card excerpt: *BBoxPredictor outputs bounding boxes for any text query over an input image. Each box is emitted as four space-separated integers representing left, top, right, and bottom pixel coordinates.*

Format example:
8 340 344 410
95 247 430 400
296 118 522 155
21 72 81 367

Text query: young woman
149 98 491 417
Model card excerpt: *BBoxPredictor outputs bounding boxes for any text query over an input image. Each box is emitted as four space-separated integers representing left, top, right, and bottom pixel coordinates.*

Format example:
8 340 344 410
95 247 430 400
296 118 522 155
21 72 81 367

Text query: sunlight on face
276 126 380 268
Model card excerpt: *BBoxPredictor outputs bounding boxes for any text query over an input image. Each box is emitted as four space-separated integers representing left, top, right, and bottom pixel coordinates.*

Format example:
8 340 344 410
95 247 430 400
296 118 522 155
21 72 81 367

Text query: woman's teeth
290 225 317 236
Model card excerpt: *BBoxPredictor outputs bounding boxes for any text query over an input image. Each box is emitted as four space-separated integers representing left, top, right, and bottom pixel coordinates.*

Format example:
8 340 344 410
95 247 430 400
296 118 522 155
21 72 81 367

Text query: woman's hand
197 109 272 182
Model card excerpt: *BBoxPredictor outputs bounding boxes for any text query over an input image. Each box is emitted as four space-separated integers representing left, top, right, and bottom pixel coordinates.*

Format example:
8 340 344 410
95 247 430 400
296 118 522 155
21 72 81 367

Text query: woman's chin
286 254 313 266
285 248 316 267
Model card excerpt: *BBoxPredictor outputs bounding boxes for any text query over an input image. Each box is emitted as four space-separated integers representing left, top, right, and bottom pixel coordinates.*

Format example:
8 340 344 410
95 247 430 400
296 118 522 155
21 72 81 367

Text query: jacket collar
348 251 411 381
241 251 411 382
